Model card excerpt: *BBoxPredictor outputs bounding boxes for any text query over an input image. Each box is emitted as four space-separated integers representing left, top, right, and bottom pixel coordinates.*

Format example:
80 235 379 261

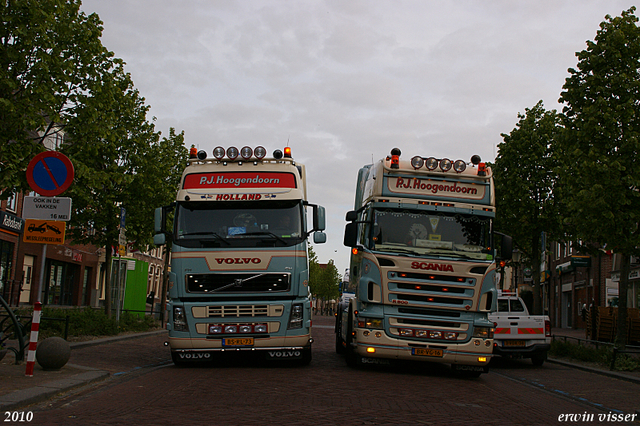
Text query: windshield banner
387 177 485 200
184 172 297 189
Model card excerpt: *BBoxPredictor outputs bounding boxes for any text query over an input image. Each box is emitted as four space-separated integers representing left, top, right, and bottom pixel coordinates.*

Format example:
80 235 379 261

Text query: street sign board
22 196 72 221
23 219 66 245
26 151 74 197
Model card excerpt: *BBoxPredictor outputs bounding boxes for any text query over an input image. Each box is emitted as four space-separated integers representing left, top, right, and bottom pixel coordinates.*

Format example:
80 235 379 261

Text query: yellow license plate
412 348 444 357
223 338 254 347
504 340 526 347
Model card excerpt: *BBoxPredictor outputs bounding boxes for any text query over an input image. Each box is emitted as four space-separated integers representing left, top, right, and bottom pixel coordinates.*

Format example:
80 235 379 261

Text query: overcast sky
80 0 634 276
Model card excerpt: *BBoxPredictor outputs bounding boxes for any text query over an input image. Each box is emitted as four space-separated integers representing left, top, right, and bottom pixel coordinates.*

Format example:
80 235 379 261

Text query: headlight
173 306 188 332
473 326 494 339
357 317 383 329
288 304 304 329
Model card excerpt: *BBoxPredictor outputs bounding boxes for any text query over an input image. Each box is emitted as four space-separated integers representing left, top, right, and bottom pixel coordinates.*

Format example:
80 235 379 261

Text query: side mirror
153 233 166 246
344 222 358 247
314 206 326 231
499 233 513 260
154 207 165 233
313 231 327 244
345 210 357 222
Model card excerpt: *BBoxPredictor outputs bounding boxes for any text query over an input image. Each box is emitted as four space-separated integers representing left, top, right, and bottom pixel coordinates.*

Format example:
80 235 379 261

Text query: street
22 315 640 425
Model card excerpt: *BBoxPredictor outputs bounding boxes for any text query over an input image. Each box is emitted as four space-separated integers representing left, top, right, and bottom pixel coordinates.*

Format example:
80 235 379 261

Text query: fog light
363 330 370 337
375 332 382 338
474 340 480 346
485 340 491 347
415 330 428 338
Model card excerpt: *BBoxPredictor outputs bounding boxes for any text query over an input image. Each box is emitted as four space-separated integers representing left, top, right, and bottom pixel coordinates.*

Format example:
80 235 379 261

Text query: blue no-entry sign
26 151 75 197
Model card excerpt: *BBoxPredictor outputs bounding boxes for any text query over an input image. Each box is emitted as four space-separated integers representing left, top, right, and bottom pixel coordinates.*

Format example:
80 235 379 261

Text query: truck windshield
175 200 304 248
370 209 492 261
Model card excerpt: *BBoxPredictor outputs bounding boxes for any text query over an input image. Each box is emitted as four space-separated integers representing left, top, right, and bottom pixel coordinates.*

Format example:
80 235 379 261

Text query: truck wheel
171 352 187 367
299 347 312 366
531 353 547 366
336 332 345 354
345 308 358 368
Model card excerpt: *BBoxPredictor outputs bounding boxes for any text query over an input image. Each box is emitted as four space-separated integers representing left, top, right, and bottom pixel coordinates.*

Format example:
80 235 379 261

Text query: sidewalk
0 330 168 411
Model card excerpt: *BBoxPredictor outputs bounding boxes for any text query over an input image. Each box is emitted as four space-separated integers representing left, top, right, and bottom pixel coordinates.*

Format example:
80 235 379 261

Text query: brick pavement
30 315 640 425
1 316 639 423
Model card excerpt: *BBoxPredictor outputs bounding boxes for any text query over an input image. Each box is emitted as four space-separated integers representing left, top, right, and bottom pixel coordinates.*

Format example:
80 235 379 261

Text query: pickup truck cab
489 294 551 366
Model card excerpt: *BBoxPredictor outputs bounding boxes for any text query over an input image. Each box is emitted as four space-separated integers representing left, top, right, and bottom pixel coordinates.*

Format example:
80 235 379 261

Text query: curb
0 367 109 411
69 329 167 350
547 357 640 385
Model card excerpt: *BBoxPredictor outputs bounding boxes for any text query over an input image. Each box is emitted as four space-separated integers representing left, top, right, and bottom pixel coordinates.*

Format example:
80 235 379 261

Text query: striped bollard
25 302 43 377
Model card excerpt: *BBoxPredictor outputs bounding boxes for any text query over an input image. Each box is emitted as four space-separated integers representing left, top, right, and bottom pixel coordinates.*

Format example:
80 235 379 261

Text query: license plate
223 338 254 347
412 348 444 357
504 340 526 347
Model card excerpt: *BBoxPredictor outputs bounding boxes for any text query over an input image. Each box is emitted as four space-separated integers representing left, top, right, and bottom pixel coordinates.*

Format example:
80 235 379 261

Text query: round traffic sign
26 151 75 197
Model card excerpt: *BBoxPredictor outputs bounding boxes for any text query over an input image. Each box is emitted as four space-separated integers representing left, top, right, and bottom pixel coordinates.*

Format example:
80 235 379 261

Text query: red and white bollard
25 302 42 377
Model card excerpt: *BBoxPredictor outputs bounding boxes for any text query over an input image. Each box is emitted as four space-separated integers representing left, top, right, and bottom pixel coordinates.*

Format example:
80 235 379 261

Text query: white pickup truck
489 294 551 366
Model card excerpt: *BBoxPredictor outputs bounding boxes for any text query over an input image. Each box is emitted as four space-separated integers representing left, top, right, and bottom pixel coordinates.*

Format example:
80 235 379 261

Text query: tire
299 347 312 366
531 352 547 366
345 307 358 368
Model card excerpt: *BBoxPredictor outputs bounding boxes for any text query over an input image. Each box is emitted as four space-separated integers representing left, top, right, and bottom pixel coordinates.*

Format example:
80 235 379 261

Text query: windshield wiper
182 231 230 245
212 274 265 292
242 231 288 244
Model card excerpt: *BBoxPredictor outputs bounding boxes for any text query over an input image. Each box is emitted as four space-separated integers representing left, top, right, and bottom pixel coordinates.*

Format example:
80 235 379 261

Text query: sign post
24 152 74 377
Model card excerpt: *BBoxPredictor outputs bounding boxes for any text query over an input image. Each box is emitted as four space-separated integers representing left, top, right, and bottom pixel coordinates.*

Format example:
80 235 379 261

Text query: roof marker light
390 148 401 169
213 146 225 159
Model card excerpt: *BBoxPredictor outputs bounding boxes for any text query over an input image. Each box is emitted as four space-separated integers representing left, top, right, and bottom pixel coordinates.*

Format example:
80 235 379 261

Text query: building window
5 194 16 212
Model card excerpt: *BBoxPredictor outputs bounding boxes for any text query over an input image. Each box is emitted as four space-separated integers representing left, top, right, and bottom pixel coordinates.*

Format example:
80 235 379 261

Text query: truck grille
207 305 269 318
186 273 290 293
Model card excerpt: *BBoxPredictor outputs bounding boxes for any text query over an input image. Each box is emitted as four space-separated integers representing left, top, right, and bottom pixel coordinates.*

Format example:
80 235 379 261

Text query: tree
493 101 562 314
61 64 187 317
0 0 112 198
557 7 640 346
308 245 340 310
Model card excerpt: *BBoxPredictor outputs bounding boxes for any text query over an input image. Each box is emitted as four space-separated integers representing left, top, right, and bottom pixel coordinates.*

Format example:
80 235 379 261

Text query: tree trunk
104 245 112 319
531 231 543 315
160 243 171 326
616 254 630 348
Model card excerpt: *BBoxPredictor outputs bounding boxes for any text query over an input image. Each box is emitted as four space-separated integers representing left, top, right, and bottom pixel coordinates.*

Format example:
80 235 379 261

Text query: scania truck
337 148 511 376
154 145 326 365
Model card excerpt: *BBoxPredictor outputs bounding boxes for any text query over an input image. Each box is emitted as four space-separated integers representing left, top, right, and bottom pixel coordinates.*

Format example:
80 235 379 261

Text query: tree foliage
308 245 340 301
1 0 188 316
557 7 640 346
493 101 562 314
0 0 112 198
